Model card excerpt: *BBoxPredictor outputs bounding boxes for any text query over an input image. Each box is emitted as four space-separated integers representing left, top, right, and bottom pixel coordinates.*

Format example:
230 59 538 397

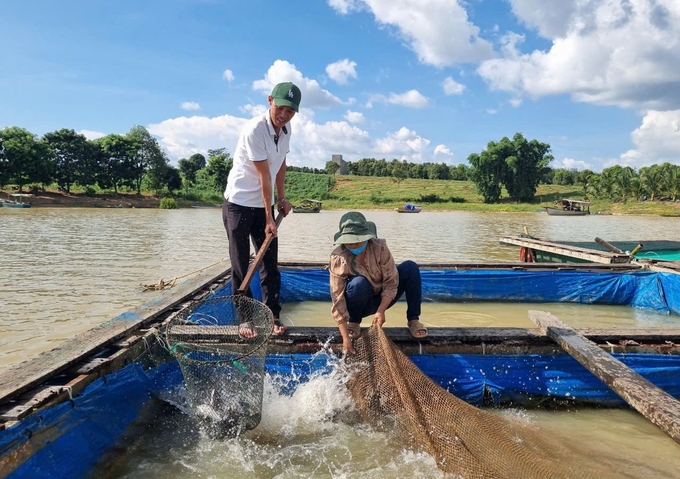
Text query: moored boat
292 199 322 213
0 193 33 208
2 261 680 478
395 203 422 213
544 198 589 216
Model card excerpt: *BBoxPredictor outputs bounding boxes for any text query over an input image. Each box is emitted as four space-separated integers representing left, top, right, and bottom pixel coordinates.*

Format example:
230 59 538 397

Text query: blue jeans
345 260 421 324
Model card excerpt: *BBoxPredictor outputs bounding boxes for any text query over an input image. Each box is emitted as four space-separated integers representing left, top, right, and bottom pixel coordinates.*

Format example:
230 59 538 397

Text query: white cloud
442 77 465 95
615 110 680 168
180 101 201 111
344 110 365 123
434 144 453 156
479 0 680 110
79 129 105 140
329 0 495 65
148 114 247 161
222 69 235 82
252 60 344 109
486 109 498 115
326 59 358 85
149 109 444 167
367 89 429 108
509 98 523 108
555 157 592 170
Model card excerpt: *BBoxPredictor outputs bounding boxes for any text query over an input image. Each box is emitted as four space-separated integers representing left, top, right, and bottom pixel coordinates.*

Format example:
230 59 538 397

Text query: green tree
0 127 49 191
126 126 166 195
325 160 340 176
391 160 408 190
640 165 662 201
660 163 680 201
178 153 206 191
502 133 553 202
43 129 90 194
96 134 136 194
165 166 182 194
205 148 232 191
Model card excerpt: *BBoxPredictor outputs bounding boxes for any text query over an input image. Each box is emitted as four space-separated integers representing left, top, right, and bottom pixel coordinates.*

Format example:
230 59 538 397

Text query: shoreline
2 188 679 216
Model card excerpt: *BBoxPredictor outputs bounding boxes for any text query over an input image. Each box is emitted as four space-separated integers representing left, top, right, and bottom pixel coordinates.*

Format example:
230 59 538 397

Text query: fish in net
165 295 273 437
346 325 652 479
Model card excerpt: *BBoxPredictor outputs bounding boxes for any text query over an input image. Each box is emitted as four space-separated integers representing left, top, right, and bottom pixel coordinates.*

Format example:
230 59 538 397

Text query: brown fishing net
346 326 644 479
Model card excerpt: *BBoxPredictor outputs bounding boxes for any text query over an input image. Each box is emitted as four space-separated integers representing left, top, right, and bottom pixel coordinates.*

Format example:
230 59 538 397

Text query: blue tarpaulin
3 267 680 479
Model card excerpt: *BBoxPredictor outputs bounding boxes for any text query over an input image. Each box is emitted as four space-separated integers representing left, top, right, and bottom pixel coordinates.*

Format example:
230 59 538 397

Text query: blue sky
2 0 679 172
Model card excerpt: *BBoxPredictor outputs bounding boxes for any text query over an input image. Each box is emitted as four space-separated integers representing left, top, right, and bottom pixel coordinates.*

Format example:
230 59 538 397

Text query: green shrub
159 198 178 209
449 196 466 203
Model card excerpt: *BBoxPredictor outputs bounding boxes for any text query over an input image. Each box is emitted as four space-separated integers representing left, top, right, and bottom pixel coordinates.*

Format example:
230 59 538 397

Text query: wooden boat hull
0 201 32 208
2 262 680 478
544 207 588 216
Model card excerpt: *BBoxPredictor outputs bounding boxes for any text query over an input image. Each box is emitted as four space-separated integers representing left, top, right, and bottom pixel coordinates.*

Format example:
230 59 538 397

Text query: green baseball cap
271 82 302 112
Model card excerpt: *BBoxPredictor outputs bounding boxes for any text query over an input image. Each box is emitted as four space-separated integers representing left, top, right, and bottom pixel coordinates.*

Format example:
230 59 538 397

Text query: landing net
347 326 642 478
165 295 273 436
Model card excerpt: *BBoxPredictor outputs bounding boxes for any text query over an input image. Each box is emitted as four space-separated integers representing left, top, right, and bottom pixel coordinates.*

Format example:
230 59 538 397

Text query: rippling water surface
3 208 680 477
3 208 680 364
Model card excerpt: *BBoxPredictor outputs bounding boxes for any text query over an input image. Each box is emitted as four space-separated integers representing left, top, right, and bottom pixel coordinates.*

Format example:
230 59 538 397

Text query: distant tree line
544 163 680 202
0 126 233 198
3 124 677 204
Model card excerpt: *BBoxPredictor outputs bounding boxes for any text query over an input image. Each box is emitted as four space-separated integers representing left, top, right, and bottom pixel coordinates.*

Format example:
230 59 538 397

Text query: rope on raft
140 257 229 292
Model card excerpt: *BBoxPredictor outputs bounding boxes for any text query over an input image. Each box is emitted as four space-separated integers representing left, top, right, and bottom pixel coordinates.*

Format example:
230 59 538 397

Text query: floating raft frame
500 236 632 264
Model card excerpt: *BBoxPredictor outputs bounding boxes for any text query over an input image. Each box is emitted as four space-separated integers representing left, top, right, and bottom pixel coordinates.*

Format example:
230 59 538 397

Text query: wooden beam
0 260 231 406
500 236 631 264
529 310 680 444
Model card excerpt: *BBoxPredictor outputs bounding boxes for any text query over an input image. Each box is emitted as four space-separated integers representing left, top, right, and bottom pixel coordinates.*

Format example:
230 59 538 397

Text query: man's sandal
239 321 258 339
408 320 428 339
273 319 288 335
347 322 361 339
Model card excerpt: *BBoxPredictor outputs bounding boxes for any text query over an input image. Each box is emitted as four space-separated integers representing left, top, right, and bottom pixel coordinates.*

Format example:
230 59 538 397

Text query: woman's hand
342 336 356 355
373 310 386 327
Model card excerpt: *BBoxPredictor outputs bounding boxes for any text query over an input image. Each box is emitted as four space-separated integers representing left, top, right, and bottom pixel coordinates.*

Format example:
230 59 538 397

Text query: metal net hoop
164 294 274 435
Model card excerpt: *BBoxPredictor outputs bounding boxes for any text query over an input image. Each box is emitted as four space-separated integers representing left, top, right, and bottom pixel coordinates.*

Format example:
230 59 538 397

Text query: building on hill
332 154 347 175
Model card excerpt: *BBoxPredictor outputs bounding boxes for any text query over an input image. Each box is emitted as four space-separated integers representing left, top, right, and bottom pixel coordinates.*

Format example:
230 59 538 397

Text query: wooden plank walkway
529 310 680 444
0 260 231 406
499 236 632 264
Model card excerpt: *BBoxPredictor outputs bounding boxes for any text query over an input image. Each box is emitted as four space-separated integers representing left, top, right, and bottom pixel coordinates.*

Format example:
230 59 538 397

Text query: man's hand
265 216 278 237
278 198 293 216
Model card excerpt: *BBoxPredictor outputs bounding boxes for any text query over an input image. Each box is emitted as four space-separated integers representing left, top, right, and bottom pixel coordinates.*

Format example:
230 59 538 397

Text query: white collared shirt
224 111 291 207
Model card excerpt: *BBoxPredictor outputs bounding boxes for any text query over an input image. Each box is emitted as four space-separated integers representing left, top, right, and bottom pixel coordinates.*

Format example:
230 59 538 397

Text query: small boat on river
396 203 422 213
544 199 589 216
1 193 33 208
2 260 680 478
292 199 322 213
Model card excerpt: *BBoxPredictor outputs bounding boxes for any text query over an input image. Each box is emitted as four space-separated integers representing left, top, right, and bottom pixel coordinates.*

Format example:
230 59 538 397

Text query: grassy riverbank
3 175 680 216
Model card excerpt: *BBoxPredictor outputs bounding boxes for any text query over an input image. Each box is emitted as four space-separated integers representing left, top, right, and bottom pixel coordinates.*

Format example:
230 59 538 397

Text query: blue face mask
347 241 368 255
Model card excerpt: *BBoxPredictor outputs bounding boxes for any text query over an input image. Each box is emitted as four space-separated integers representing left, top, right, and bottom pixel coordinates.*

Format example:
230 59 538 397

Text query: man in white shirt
222 82 301 336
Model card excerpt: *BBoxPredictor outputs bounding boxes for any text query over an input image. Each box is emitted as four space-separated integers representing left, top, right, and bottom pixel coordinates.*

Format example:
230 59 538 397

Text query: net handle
238 210 284 295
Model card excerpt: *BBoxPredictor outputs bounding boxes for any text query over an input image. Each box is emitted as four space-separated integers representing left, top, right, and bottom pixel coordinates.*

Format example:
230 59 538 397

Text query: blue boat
0 193 33 208
2 261 680 478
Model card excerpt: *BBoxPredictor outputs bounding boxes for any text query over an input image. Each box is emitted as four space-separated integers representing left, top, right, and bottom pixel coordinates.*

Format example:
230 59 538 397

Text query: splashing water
97 348 445 479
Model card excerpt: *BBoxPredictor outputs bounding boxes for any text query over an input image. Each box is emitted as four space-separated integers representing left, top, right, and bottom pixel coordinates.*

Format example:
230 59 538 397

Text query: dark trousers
222 201 281 319
345 260 421 324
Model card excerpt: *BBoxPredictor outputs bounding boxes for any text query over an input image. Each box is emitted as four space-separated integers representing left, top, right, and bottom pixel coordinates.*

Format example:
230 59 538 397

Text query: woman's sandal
347 322 361 339
408 320 428 339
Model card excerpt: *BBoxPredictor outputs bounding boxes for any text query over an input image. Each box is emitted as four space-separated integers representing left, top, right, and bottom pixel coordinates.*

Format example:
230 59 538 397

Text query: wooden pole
594 237 624 254
529 310 680 444
238 211 284 294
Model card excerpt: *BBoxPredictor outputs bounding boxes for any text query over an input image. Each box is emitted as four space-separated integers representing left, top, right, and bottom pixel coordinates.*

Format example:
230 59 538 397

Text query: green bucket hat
333 212 377 244
271 82 302 112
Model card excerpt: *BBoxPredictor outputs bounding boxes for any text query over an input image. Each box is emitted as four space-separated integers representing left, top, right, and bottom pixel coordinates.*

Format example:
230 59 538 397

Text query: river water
3 207 680 477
